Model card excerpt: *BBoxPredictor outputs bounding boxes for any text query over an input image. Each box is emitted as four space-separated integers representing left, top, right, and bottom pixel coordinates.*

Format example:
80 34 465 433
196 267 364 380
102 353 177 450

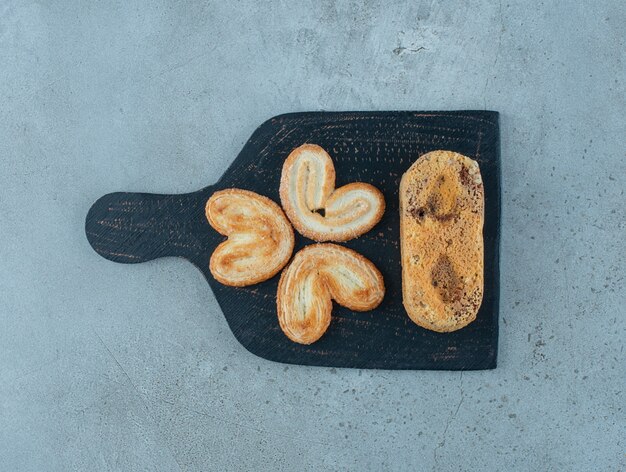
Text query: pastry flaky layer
400 150 484 332
206 189 294 287
277 244 385 344
279 144 385 242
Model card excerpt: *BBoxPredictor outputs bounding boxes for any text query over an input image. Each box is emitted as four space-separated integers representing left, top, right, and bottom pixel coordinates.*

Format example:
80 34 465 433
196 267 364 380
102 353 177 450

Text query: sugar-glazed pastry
206 189 294 286
400 150 484 332
277 244 385 344
279 144 385 242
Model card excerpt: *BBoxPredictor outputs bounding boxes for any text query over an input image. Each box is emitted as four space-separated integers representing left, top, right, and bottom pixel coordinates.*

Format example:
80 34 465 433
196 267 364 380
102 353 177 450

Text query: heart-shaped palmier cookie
279 144 385 242
277 244 385 344
206 189 294 286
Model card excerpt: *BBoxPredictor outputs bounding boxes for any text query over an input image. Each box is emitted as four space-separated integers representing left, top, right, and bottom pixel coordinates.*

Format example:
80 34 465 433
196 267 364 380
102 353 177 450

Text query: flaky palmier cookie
279 144 385 242
206 189 294 286
277 244 385 344
400 150 484 332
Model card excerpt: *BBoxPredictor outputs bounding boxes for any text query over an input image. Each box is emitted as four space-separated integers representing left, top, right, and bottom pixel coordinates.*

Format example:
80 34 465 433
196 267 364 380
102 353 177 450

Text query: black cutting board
86 111 500 370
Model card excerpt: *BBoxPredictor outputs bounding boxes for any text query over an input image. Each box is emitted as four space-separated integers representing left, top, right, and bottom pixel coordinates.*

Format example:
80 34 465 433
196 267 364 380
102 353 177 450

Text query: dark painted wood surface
86 111 500 370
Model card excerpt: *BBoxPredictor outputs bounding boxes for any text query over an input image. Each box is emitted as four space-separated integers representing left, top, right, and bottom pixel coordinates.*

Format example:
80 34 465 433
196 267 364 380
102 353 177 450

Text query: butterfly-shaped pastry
277 244 385 344
206 189 294 286
279 144 385 242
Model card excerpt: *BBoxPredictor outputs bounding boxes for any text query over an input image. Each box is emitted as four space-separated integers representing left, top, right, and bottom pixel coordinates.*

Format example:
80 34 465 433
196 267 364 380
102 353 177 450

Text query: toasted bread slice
277 244 385 344
279 144 385 242
206 189 294 286
400 150 484 332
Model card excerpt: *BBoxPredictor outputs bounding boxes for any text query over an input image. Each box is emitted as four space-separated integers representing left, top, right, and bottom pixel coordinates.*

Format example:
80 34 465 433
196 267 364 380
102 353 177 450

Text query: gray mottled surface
0 1 624 470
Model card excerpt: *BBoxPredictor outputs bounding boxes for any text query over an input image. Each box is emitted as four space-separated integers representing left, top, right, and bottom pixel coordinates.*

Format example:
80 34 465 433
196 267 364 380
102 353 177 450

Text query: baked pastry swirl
277 244 385 344
279 144 385 242
400 150 484 332
206 189 294 286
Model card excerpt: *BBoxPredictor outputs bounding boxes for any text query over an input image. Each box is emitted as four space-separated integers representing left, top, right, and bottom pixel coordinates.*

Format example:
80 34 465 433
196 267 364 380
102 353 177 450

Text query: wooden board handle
85 190 213 264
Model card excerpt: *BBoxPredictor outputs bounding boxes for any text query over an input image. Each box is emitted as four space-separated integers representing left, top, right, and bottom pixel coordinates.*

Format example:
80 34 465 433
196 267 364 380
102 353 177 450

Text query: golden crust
277 244 385 344
399 150 484 332
279 144 385 242
206 189 294 287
